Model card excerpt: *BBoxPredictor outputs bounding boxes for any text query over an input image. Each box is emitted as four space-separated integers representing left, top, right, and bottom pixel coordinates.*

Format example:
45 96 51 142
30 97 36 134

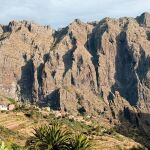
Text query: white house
0 104 8 111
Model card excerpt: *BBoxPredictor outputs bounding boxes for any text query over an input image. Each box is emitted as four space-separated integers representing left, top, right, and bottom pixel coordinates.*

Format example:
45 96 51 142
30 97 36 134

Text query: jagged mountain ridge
0 13 150 133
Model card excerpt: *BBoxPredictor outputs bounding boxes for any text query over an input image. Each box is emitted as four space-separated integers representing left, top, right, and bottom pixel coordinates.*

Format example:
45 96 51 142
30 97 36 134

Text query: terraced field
91 135 142 150
0 111 144 149
0 111 36 146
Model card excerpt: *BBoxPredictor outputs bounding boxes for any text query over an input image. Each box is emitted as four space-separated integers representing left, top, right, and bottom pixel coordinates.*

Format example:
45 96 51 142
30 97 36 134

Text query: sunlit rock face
0 14 149 123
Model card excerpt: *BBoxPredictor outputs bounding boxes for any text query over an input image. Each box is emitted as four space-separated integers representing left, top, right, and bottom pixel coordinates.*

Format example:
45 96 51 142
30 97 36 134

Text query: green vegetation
0 140 9 150
11 143 24 150
0 140 25 150
7 98 16 105
0 95 16 105
0 125 24 140
0 105 144 149
26 122 90 150
70 134 90 150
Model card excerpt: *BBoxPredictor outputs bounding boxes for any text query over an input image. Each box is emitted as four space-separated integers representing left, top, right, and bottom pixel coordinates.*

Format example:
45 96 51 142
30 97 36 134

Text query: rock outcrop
0 14 150 136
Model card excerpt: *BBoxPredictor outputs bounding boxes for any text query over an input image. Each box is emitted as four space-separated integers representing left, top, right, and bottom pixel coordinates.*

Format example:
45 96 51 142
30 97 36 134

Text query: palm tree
70 134 90 150
26 123 71 150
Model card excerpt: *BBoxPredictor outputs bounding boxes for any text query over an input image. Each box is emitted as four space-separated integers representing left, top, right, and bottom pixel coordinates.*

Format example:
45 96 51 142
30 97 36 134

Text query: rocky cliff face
0 13 150 132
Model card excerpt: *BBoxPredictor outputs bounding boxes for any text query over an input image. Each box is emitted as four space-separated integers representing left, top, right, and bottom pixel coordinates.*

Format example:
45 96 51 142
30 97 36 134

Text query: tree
26 122 90 150
26 123 71 150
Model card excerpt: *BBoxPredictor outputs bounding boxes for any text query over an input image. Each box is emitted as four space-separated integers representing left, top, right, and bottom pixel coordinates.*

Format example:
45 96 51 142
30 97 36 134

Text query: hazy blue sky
0 0 150 28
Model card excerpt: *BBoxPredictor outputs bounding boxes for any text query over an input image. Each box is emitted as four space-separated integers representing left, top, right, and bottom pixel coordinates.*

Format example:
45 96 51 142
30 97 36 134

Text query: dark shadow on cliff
63 48 75 78
111 32 150 106
63 32 77 77
136 47 150 89
37 53 50 100
38 89 61 111
18 58 35 103
85 20 108 90
36 53 60 110
114 108 150 148
111 31 139 106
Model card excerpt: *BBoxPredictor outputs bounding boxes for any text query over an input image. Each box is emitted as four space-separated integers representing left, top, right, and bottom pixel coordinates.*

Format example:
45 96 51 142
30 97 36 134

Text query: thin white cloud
0 0 150 28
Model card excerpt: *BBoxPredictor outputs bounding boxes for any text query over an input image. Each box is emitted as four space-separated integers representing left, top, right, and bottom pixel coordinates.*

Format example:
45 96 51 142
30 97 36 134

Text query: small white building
0 104 8 111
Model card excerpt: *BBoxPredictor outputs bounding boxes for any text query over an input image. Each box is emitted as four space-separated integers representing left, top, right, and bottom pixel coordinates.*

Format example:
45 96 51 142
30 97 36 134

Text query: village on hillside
0 96 15 111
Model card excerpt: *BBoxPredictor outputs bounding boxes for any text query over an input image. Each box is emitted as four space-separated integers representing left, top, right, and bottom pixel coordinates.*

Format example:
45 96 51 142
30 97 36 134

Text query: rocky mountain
0 12 150 144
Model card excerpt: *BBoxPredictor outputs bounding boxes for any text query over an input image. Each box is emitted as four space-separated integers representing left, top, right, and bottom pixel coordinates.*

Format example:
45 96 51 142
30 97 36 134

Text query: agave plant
70 134 90 150
26 122 71 150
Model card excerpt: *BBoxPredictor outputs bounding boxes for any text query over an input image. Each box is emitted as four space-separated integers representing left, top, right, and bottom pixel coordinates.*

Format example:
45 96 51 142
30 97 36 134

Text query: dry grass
0 110 144 149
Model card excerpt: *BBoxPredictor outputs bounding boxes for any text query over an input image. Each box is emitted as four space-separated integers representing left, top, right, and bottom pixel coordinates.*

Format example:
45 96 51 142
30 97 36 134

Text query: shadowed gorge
111 31 139 106
18 59 35 103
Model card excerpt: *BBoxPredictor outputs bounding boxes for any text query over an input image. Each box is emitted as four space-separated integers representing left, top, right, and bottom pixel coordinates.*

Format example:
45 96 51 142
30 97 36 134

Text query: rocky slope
0 12 150 143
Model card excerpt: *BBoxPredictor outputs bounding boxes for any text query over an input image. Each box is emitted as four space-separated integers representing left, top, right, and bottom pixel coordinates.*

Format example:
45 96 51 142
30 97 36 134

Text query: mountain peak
0 13 150 143
136 12 150 27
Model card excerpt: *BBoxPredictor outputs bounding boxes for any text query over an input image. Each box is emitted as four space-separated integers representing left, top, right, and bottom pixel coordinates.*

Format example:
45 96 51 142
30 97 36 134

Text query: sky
0 0 150 29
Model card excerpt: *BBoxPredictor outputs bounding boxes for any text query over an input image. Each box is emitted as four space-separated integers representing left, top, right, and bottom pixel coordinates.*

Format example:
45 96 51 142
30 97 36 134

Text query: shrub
0 140 9 150
26 122 71 150
26 122 91 150
70 134 90 150
11 143 21 150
